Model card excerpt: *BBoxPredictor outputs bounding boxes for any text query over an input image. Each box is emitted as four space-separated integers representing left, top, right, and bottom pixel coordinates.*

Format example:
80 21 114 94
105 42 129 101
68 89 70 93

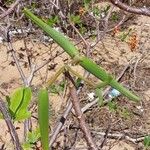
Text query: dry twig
68 74 98 150
92 130 146 143
110 0 150 16
0 98 22 150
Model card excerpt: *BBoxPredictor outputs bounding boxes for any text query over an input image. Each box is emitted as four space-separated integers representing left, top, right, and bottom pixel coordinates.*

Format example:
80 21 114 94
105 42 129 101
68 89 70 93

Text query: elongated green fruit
23 8 139 102
80 57 139 101
23 8 79 58
38 88 49 150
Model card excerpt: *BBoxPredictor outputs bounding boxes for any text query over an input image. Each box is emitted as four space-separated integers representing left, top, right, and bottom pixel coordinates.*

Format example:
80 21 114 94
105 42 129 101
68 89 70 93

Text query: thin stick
69 80 98 150
49 70 88 147
7 41 27 86
100 124 111 148
0 98 22 150
49 80 85 146
92 130 146 143
34 51 64 72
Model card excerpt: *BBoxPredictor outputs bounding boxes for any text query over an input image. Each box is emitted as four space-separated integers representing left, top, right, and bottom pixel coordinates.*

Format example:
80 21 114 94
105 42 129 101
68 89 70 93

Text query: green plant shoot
38 88 49 150
144 135 150 149
22 128 40 150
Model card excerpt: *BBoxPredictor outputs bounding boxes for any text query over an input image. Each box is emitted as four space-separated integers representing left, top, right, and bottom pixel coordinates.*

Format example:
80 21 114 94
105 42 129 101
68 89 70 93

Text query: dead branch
0 98 22 150
110 0 150 16
92 130 146 143
69 87 98 150
100 124 111 148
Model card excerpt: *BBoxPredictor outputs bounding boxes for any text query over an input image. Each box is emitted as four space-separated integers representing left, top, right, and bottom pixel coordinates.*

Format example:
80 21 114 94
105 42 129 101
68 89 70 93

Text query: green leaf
103 5 111 14
21 88 32 110
9 87 32 121
75 78 82 88
15 111 31 121
15 87 32 121
84 0 92 9
47 15 59 27
49 80 66 94
38 88 49 150
144 135 150 148
84 0 92 5
69 14 81 25
119 28 132 42
79 25 87 35
111 11 119 21
9 87 24 116
120 107 130 119
22 142 34 150
93 6 100 16
27 128 40 144
107 101 117 112
49 84 58 94
22 128 40 150
95 88 103 106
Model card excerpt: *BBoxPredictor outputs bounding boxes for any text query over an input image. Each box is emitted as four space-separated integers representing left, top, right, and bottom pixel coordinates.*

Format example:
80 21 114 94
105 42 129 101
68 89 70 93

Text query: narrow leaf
38 88 49 150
